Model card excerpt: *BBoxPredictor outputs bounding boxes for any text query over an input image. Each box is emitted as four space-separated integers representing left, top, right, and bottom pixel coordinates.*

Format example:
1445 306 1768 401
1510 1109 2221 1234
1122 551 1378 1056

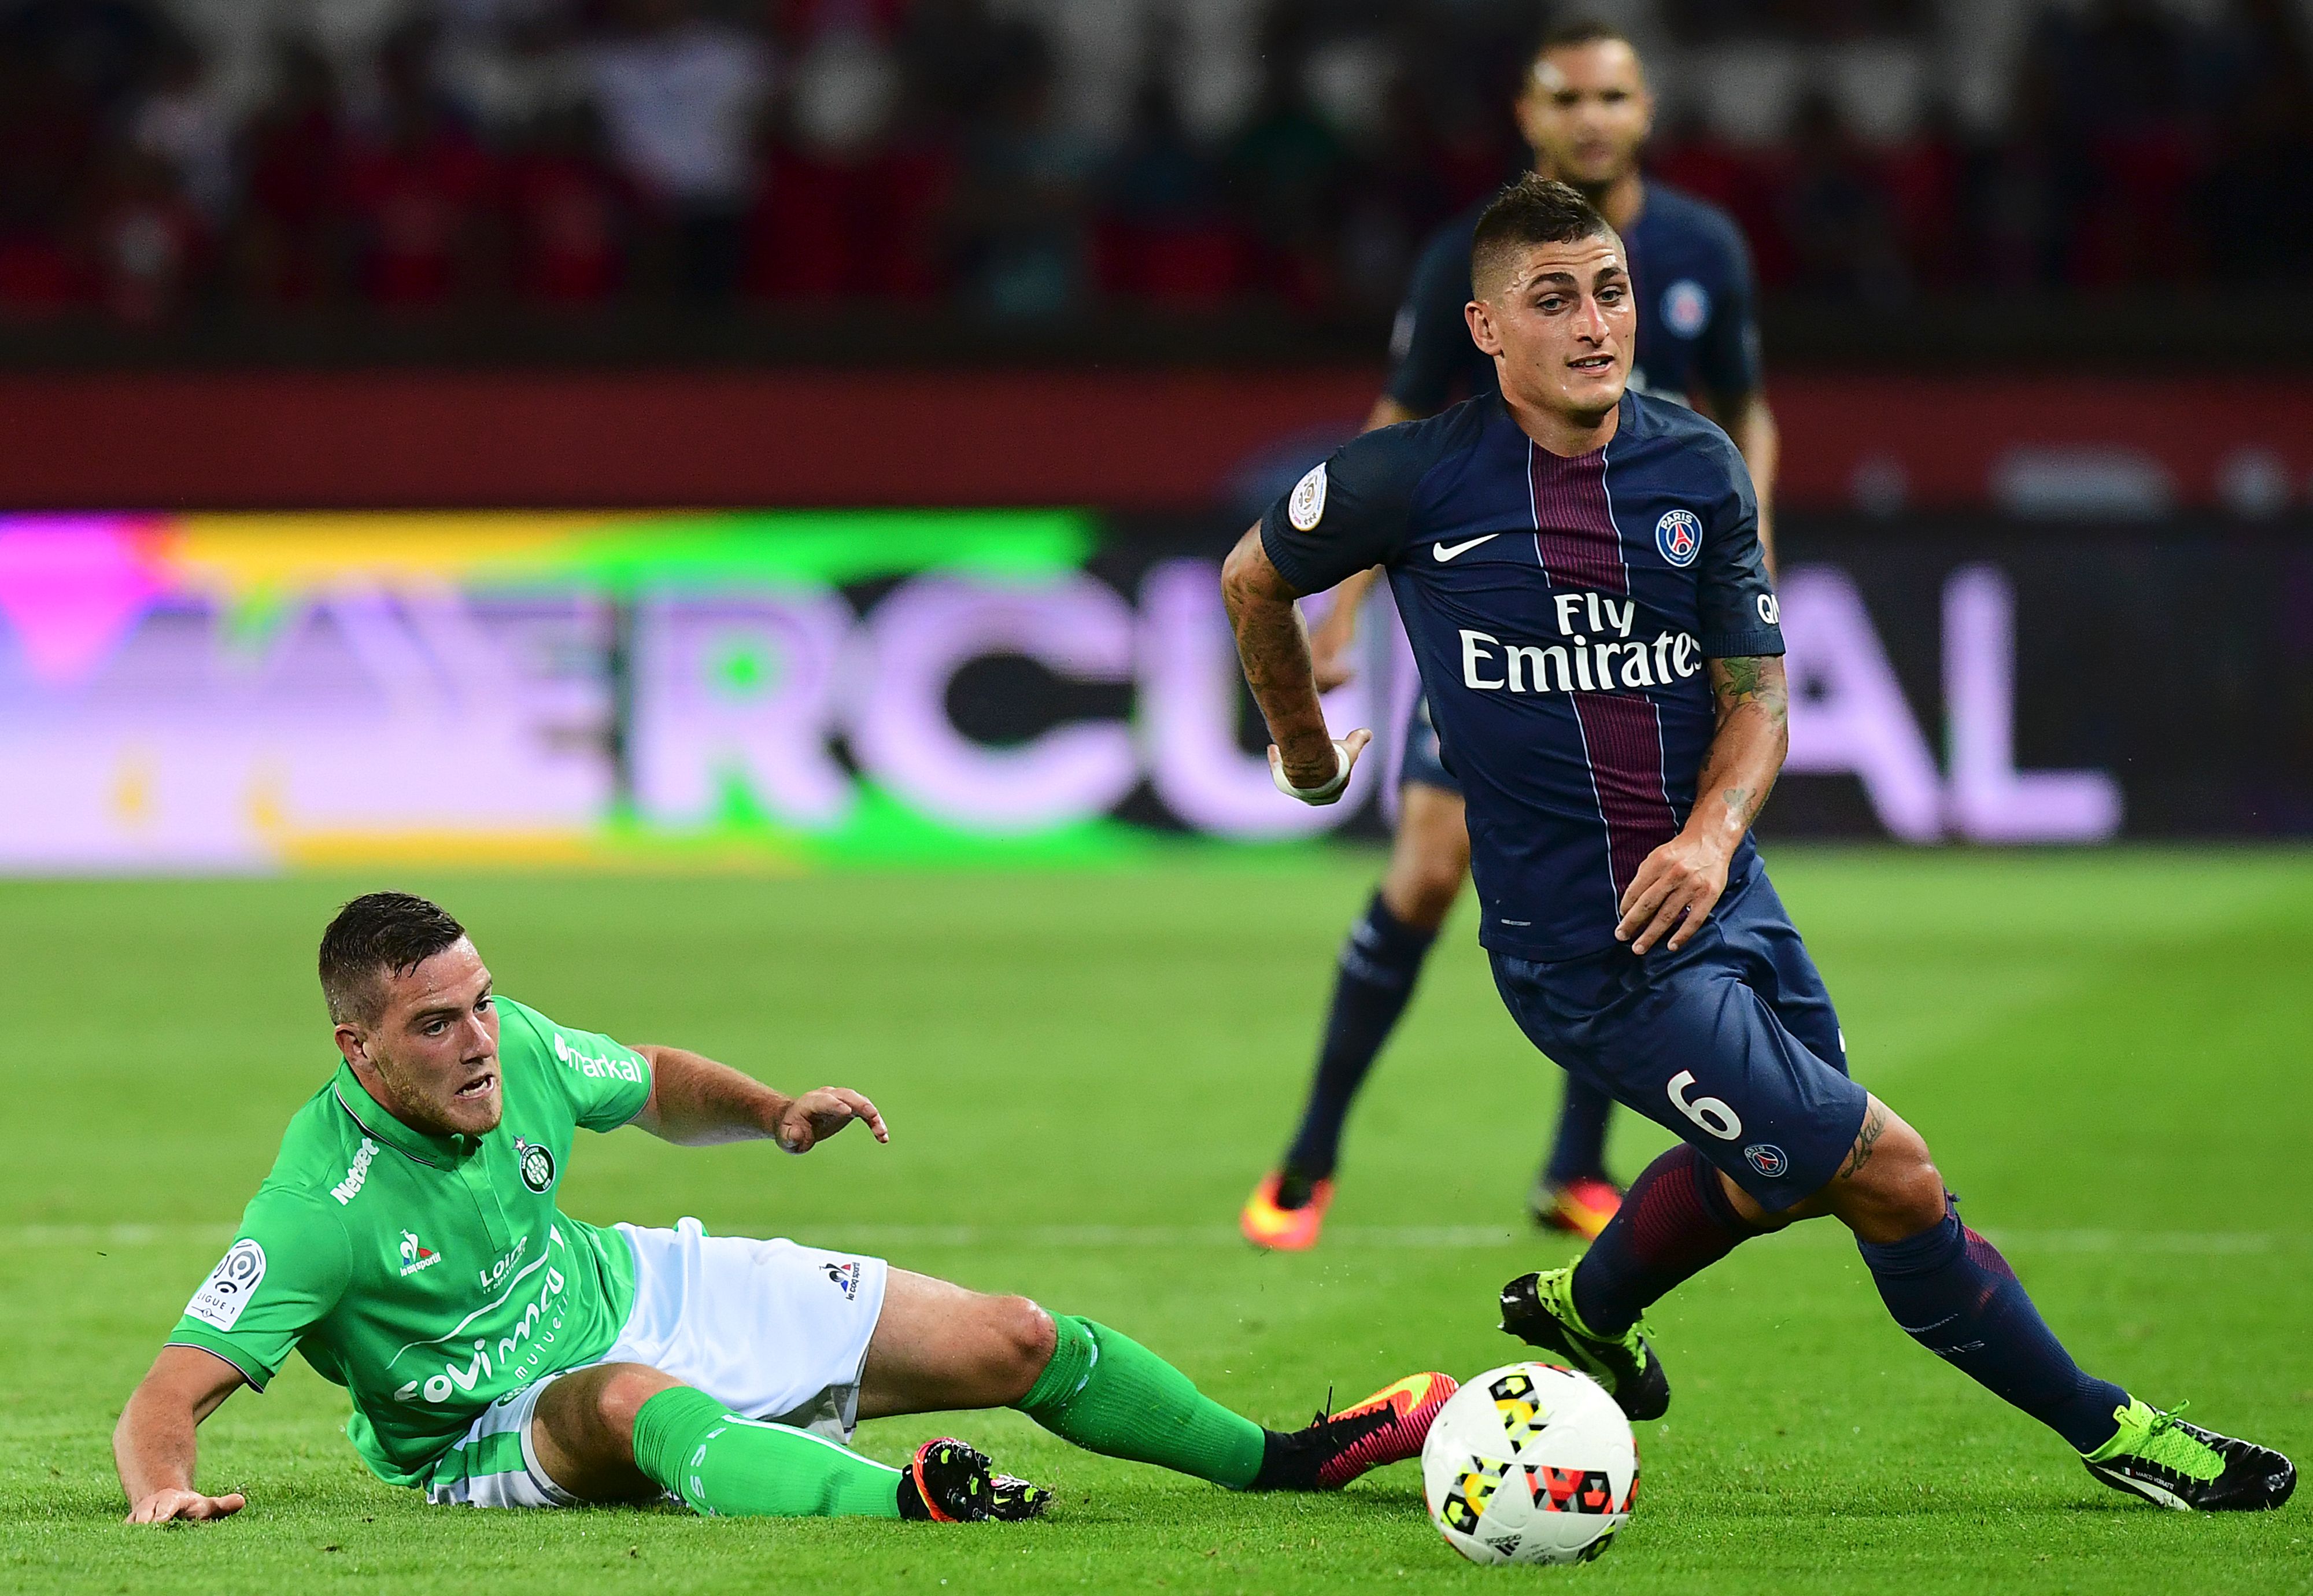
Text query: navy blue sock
1543 1077 1616 1185
1570 1143 1759 1336
1281 892 1436 1183
1858 1202 2130 1454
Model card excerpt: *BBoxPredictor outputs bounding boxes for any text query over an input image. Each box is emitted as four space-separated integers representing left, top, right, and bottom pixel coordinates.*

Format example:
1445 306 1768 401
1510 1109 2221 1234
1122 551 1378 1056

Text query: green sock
631 1386 902 1518
1016 1316 1267 1490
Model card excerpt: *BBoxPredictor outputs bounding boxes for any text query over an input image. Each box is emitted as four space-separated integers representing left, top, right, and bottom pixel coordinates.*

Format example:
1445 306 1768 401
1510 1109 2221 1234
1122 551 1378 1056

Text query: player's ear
334 1022 368 1070
1465 298 1503 357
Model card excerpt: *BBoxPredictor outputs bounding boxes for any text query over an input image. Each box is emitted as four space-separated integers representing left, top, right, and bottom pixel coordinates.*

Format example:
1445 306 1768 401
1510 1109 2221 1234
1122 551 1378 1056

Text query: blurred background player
1242 16 1778 1252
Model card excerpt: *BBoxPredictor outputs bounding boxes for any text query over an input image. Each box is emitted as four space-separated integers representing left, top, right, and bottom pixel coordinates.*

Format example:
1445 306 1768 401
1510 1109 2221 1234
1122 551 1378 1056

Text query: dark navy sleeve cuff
1699 629 1786 659
1257 514 1328 597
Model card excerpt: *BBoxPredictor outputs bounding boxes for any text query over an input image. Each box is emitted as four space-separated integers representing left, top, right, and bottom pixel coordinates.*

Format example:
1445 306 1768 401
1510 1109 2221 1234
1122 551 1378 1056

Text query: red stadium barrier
2 370 2309 514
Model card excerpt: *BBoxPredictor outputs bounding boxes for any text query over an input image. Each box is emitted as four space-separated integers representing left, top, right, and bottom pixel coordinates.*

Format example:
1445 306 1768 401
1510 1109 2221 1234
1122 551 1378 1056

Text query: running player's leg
858 1269 1454 1491
1492 895 2292 1506
1283 777 1466 1177
1244 763 1467 1247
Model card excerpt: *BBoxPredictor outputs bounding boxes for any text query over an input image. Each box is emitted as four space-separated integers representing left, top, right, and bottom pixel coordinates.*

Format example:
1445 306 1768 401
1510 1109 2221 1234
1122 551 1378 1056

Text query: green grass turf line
3 848 2309 1593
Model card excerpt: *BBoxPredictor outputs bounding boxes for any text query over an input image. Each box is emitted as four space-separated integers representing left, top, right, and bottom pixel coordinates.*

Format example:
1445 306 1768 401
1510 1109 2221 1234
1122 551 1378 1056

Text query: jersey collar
330 1061 481 1168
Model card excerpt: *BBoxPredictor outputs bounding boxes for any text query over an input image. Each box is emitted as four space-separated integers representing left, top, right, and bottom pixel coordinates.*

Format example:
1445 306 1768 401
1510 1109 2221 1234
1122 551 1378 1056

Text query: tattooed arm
1695 654 1791 840
1611 654 1790 955
1220 526 1372 798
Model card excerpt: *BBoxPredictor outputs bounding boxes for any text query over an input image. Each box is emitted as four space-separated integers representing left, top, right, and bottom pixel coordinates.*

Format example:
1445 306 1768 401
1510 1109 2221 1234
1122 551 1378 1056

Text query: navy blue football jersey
1261 390 1782 960
1384 182 1762 414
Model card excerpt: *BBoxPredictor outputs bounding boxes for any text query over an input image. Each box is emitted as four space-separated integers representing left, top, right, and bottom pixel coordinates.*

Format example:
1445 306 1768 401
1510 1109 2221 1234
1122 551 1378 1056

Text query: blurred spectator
894 0 1017 131
505 101 636 304
437 0 592 138
588 0 769 304
93 140 207 323
0 31 98 313
1225 27 1350 309
950 21 1092 319
1776 90 1906 302
341 19 499 308
1096 61 1240 308
237 37 347 304
747 12 951 302
0 0 175 117
131 35 231 224
2200 0 2313 283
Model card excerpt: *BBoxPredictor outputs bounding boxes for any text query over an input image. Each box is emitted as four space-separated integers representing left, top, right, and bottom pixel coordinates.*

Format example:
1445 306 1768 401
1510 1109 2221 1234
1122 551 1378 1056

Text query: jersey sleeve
1259 422 1433 596
1693 220 1763 405
1382 227 1476 413
1697 435 1784 659
166 1187 350 1390
498 997 653 1132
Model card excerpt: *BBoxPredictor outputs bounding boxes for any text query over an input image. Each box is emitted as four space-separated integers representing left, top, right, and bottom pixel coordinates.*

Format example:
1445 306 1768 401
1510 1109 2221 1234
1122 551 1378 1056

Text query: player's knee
983 1296 1056 1402
589 1362 682 1446
1846 1117 1946 1237
1384 837 1465 927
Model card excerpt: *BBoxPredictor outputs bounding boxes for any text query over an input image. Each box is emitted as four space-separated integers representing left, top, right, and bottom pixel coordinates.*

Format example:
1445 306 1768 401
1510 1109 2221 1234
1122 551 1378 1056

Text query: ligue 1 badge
1289 463 1328 531
514 1137 555 1194
1656 507 1702 568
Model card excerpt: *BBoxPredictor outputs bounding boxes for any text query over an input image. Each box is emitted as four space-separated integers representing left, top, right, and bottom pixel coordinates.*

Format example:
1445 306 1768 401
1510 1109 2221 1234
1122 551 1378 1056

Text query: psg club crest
1661 279 1711 338
1743 1144 1789 1178
1654 508 1701 568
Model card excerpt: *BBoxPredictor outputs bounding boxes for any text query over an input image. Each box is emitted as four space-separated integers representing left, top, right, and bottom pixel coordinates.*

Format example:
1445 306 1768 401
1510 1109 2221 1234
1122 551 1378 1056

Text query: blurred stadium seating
0 0 2307 338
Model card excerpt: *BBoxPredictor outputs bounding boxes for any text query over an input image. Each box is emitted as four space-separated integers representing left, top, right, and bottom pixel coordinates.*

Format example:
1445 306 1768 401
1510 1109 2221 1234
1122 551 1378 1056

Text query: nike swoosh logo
1432 534 1500 562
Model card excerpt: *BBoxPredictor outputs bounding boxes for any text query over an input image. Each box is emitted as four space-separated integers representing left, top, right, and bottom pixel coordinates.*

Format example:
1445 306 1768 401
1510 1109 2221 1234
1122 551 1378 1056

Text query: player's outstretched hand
126 1488 246 1524
1268 730 1372 806
1615 833 1732 955
775 1088 889 1154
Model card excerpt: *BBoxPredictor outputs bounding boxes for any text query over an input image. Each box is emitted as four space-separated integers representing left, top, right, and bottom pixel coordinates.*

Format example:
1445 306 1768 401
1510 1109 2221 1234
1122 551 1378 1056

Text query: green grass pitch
4 848 2310 1594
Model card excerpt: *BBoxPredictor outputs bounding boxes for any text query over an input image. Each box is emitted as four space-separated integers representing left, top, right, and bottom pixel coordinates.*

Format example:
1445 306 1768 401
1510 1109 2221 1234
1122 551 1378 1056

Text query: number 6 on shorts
1667 1069 1743 1140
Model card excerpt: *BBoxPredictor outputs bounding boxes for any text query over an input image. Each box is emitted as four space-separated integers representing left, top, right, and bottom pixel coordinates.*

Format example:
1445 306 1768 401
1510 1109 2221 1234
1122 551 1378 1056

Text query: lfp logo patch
1655 508 1702 568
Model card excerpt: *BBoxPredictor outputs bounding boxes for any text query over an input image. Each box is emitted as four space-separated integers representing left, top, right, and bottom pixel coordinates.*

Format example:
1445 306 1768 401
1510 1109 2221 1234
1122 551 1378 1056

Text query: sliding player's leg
860 1269 1457 1491
517 1360 1019 1523
1243 769 1468 1250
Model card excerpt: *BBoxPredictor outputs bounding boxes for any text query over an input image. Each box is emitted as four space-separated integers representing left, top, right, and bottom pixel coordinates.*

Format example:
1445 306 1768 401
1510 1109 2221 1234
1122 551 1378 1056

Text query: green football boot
2082 1399 2296 1512
1498 1266 1670 1421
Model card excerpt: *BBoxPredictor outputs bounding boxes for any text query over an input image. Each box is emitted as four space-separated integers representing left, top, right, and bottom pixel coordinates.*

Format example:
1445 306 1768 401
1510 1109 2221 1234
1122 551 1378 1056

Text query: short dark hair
1535 16 1634 56
319 892 468 1025
1470 173 1616 295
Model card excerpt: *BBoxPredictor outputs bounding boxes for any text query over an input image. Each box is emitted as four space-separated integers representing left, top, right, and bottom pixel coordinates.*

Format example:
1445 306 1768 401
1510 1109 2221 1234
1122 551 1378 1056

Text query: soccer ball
1421 1362 1637 1566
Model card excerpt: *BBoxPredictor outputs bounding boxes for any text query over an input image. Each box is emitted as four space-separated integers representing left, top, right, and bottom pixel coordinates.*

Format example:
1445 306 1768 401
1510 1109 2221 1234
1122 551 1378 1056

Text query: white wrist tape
1272 741 1353 804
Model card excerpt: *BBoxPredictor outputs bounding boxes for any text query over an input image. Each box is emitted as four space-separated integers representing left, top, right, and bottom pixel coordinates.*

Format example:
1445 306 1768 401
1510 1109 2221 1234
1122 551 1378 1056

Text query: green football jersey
166 998 653 1487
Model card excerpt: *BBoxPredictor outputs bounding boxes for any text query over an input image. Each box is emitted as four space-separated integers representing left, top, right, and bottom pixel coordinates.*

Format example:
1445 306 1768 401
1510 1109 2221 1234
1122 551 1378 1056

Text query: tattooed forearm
1221 526 1332 772
1838 1102 1888 1180
1690 655 1789 838
1710 653 1789 729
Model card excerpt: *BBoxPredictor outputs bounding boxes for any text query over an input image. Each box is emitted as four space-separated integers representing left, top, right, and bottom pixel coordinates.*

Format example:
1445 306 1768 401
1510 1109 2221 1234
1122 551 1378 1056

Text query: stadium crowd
1 0 2308 328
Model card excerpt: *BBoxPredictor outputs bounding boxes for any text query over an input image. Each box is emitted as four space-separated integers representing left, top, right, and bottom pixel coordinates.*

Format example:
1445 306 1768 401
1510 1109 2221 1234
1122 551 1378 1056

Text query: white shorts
424 1218 890 1508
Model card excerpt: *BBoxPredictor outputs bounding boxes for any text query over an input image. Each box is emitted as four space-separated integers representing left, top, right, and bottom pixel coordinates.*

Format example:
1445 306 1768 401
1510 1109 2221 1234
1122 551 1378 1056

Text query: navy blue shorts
1487 862 1869 1210
1400 693 1461 797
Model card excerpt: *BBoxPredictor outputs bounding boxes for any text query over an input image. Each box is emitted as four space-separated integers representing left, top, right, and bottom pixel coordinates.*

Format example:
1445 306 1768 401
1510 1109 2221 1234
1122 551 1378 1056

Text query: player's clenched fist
127 1488 245 1524
1614 833 1733 955
774 1087 889 1154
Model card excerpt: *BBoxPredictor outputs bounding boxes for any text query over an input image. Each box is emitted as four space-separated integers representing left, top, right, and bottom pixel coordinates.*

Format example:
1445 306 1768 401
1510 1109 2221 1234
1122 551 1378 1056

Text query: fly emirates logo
1458 592 1702 696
